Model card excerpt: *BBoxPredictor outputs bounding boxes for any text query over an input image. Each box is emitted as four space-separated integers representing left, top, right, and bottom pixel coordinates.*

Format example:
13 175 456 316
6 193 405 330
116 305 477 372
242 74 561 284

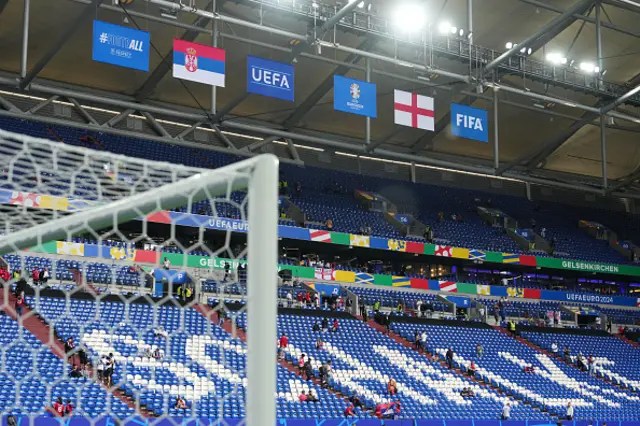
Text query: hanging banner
92 20 150 71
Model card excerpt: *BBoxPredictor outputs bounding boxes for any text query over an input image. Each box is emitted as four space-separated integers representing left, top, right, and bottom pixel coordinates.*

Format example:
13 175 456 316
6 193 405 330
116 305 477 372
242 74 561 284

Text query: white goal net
0 128 278 426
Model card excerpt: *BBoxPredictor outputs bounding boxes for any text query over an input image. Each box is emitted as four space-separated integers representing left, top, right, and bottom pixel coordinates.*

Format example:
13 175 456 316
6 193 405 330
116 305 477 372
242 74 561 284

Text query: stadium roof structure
1 0 640 198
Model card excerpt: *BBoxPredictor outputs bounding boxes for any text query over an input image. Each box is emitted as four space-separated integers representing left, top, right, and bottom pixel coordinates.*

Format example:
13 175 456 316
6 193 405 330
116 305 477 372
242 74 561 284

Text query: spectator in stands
104 353 115 388
286 291 293 307
15 290 24 317
446 347 454 369
460 387 475 398
554 310 561 327
541 227 547 239
524 365 535 373
64 337 76 366
566 402 574 420
163 257 170 270
551 342 559 357
32 268 40 285
588 355 595 375
493 305 500 324
316 336 324 350
312 321 321 332
154 326 169 339
344 404 356 418
319 360 330 387
476 343 483 358
607 319 612 333
396 301 404 314
420 330 428 353
387 378 397 395
278 333 288 360
69 365 83 378
65 400 73 417
224 262 231 281
501 402 511 420
468 361 477 377
303 358 313 381
321 318 329 332
307 390 318 402
174 396 187 410
298 391 308 402
41 267 50 285
297 292 304 306
416 300 423 317
298 354 306 374
153 347 164 360
350 394 364 409
97 355 106 382
432 353 441 363
331 319 339 332
577 353 587 371
438 211 444 223
564 346 571 364
51 397 65 417
326 219 333 231
305 292 311 306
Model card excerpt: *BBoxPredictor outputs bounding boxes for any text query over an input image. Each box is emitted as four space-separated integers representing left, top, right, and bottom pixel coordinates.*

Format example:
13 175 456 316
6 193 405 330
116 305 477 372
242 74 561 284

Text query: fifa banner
173 39 226 87
450 103 488 142
92 20 150 71
247 56 294 102
333 75 377 118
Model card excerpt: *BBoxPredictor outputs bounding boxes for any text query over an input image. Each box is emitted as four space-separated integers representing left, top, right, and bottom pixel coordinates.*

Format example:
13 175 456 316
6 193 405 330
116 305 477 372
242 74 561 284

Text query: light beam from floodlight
392 2 428 32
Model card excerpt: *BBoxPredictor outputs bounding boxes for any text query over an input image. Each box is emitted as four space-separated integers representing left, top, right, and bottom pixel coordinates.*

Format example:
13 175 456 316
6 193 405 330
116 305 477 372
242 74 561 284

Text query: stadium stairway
493 326 632 393
0 289 155 418
615 334 640 349
195 305 365 414
368 319 552 419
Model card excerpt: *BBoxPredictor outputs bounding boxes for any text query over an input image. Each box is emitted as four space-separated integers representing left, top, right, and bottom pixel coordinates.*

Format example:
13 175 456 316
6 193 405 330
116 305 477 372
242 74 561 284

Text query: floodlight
450 26 458 34
505 42 513 49
546 52 567 65
392 2 428 32
438 21 451 34
520 47 526 53
348 0 365 8
459 29 464 36
312 1 318 8
579 62 596 73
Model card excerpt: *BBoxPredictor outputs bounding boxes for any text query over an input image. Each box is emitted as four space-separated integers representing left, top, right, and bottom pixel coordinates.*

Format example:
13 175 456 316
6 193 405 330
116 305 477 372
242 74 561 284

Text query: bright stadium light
392 2 428 32
438 21 451 34
348 0 366 8
546 52 567 65
450 26 458 34
579 62 598 73
505 42 514 49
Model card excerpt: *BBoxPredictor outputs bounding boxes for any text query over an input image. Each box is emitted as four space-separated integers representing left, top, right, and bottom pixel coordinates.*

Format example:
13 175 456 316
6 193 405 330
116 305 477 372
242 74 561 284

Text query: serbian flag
173 39 225 87
394 89 434 131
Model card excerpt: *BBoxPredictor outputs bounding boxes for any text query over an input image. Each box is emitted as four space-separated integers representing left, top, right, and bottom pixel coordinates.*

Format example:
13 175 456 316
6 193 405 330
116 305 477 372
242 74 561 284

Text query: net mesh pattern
0 129 262 423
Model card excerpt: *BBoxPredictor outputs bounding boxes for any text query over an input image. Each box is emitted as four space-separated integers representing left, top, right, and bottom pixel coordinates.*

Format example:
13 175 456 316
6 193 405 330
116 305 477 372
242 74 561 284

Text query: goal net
0 128 278 426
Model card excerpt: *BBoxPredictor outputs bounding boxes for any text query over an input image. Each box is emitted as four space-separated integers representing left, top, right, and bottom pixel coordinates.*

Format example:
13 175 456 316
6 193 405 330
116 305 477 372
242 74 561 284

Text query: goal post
0 128 279 426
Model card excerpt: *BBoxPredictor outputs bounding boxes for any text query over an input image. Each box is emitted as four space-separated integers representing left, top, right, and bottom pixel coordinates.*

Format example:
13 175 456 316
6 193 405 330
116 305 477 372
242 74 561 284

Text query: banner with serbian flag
173 39 226 87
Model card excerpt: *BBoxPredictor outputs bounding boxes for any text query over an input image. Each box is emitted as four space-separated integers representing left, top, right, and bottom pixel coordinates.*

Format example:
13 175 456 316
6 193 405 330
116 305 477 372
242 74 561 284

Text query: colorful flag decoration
439 281 458 293
469 249 486 261
173 39 225 87
350 234 370 247
502 253 520 264
477 284 490 295
387 239 407 252
309 229 331 242
507 287 525 298
434 245 452 257
56 241 84 256
10 191 41 208
314 268 333 280
392 276 411 287
452 247 470 259
355 272 374 284
394 89 435 130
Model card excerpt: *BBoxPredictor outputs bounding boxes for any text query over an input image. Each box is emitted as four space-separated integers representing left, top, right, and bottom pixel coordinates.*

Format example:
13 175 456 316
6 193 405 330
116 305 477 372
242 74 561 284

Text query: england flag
394 89 435 131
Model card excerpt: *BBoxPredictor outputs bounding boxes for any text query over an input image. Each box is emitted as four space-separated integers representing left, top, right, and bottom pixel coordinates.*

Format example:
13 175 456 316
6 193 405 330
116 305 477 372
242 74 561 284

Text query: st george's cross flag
394 89 435 131
173 39 226 87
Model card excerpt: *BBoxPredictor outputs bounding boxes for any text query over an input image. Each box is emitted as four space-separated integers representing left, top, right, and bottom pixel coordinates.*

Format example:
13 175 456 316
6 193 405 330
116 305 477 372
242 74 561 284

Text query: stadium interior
1 0 640 425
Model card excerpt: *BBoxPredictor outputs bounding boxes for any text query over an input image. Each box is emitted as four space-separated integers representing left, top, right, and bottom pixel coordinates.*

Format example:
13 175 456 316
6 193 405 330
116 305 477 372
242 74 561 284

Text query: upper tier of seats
0 117 636 266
